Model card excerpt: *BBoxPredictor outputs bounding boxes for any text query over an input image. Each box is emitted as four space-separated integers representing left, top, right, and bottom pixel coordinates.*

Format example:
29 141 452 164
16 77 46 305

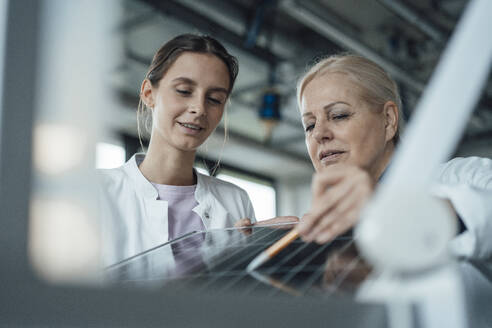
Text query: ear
383 101 398 142
140 79 155 109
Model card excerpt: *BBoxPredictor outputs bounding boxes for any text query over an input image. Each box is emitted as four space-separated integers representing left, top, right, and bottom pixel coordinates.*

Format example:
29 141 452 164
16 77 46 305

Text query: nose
312 122 333 143
188 96 206 116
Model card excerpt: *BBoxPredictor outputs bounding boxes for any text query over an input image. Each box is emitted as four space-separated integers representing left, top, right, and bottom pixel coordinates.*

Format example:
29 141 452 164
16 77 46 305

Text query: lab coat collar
123 153 159 200
124 153 209 199
122 154 227 228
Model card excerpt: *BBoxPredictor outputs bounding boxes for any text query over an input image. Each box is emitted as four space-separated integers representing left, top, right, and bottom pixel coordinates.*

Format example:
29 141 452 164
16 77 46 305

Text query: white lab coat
98 154 256 266
433 156 492 260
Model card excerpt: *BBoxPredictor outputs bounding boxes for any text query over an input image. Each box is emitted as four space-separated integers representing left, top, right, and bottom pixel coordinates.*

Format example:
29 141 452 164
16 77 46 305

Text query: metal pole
0 0 39 281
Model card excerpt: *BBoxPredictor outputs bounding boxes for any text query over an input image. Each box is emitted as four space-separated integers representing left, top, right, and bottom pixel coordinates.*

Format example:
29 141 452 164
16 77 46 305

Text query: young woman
296 54 492 260
99 34 255 266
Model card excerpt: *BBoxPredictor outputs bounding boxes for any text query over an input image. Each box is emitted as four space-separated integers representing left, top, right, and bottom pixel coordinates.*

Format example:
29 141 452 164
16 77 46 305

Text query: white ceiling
108 0 492 178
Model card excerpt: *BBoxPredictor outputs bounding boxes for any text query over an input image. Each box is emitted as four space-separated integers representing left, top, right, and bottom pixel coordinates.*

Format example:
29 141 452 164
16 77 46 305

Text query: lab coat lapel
194 172 230 230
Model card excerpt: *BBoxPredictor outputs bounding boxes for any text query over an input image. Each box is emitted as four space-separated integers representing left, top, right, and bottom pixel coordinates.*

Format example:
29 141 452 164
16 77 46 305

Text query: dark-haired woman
98 34 255 266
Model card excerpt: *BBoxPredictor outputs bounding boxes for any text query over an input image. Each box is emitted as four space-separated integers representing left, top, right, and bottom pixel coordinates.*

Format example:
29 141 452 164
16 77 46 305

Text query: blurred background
2 0 491 279
99 0 492 220
1 0 491 326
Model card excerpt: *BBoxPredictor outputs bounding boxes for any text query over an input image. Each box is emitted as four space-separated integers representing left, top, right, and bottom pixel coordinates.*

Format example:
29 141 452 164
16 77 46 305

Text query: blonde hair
297 54 404 144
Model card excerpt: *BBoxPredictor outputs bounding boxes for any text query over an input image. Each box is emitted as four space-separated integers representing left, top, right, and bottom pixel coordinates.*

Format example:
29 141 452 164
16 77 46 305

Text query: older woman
296 54 492 260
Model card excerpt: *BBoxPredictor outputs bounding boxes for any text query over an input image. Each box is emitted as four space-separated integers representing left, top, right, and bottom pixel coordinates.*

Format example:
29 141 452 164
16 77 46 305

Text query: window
96 142 125 169
216 170 276 221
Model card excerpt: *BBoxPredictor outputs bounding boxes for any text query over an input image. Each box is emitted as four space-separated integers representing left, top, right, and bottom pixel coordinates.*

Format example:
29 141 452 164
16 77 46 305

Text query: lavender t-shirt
151 183 205 241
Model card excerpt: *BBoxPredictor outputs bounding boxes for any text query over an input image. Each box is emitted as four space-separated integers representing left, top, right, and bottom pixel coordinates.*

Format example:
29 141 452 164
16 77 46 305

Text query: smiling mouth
319 151 346 162
178 122 204 131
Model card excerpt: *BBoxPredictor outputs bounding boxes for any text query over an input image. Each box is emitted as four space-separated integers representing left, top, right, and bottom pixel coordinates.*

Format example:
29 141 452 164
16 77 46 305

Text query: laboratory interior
1 0 492 327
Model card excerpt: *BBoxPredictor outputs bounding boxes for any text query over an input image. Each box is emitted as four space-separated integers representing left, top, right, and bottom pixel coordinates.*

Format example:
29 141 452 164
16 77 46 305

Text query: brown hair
297 54 404 144
137 34 239 148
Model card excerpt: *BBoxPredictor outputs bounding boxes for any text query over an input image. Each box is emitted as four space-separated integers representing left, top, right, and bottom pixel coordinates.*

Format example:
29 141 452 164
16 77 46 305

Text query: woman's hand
234 216 299 235
234 218 254 228
234 218 254 236
234 216 299 228
298 164 375 244
255 216 299 226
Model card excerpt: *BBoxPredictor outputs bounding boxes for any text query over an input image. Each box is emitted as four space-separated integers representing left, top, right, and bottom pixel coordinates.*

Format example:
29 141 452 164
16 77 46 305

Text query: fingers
313 208 358 244
235 218 253 236
301 165 375 244
234 218 252 228
307 179 371 242
235 216 300 236
311 165 347 200
254 216 299 230
298 177 356 237
303 192 358 243
255 216 299 226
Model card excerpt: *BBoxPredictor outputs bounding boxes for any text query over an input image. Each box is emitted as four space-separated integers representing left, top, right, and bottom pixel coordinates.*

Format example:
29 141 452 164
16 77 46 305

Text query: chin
177 136 207 150
172 140 200 152
180 144 201 152
322 161 338 166
315 158 347 171
320 161 339 169
322 157 343 165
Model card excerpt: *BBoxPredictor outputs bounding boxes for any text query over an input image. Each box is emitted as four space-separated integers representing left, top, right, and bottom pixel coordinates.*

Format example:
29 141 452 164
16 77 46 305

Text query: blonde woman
296 54 492 260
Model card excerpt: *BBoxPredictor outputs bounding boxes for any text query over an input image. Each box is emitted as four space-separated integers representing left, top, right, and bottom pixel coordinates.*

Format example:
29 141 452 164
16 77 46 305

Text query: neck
370 142 395 181
138 137 196 186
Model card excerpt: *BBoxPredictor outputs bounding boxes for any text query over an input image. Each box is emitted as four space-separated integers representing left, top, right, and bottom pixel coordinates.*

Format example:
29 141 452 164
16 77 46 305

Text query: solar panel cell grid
105 224 374 297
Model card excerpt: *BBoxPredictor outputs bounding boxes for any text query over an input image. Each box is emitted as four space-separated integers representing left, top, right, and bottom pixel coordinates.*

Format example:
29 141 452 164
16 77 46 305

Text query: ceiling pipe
280 0 425 94
174 0 314 63
377 0 447 45
140 0 281 66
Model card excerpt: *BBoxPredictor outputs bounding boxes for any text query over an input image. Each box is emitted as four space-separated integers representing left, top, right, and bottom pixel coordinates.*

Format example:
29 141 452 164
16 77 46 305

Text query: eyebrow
172 77 196 86
302 101 351 118
172 77 229 94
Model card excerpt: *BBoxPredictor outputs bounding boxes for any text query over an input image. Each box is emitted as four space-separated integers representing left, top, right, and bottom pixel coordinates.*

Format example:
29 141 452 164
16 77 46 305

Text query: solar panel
105 223 376 298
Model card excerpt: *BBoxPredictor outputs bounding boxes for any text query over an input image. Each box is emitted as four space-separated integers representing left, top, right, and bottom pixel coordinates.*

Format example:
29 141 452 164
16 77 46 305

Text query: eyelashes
176 89 191 95
207 97 223 105
175 89 224 105
332 114 349 120
303 113 351 132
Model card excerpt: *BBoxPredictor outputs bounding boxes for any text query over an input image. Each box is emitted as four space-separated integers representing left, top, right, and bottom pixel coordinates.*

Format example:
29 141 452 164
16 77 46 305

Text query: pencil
246 228 299 272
